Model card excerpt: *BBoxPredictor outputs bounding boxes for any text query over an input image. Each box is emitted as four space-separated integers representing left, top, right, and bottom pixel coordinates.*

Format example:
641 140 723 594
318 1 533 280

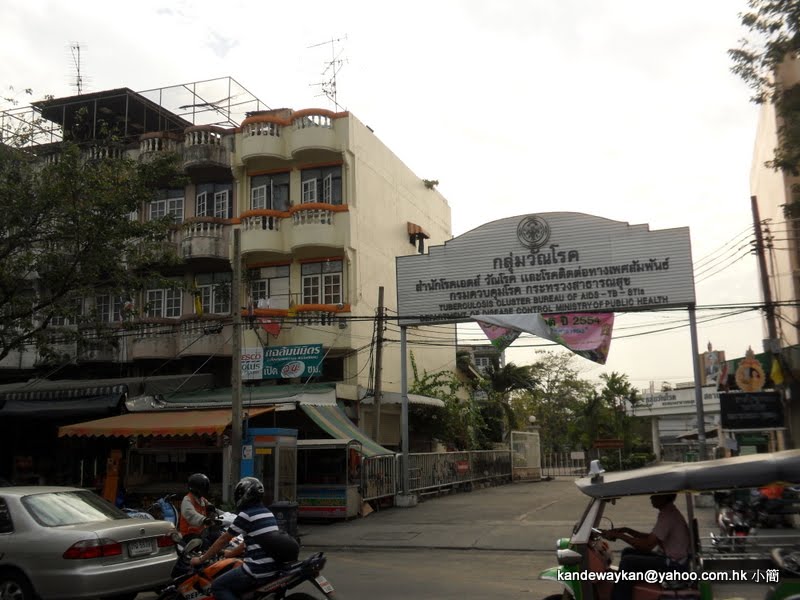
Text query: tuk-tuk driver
602 493 691 600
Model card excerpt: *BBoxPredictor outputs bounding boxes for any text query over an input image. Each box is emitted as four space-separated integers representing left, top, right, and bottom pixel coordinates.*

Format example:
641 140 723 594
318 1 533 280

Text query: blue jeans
210 565 258 600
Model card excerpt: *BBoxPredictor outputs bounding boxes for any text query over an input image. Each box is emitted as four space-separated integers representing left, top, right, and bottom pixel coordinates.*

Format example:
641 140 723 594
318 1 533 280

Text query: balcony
240 210 289 258
288 110 341 157
178 317 232 357
129 320 178 360
79 331 124 363
139 132 182 161
181 218 230 263
290 304 351 347
287 204 348 251
183 126 232 176
240 117 286 163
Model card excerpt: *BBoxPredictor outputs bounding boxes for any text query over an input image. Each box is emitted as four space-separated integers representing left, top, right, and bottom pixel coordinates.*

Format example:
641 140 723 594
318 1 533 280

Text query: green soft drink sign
263 344 323 379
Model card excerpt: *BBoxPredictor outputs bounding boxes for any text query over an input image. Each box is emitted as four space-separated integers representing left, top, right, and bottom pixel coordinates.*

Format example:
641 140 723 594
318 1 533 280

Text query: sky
0 0 769 391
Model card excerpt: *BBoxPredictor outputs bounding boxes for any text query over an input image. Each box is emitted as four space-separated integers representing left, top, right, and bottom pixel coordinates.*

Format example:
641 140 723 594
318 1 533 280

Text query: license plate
315 575 334 594
128 538 155 557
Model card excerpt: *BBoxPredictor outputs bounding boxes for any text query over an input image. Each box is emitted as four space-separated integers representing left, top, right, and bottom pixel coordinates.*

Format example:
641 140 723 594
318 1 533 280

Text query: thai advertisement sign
241 347 264 381
476 312 615 364
396 212 695 325
629 386 721 417
262 344 323 380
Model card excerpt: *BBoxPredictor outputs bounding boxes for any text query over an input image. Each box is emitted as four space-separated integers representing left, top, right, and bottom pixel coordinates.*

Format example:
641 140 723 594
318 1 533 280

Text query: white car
0 486 177 600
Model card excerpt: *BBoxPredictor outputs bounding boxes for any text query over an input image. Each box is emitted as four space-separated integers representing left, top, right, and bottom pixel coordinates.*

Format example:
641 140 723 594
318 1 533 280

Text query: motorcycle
750 486 799 529
157 531 336 600
764 546 800 600
710 490 755 553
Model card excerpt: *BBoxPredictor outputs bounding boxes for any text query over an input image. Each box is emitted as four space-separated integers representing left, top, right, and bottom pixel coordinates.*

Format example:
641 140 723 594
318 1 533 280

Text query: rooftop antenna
308 35 348 111
69 42 85 95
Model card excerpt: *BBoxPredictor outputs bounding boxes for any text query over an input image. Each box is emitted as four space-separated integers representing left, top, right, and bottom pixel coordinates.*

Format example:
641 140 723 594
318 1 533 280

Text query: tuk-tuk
540 450 800 600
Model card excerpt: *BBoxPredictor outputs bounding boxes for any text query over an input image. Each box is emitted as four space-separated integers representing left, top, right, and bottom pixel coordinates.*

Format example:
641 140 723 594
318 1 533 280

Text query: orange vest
178 493 208 536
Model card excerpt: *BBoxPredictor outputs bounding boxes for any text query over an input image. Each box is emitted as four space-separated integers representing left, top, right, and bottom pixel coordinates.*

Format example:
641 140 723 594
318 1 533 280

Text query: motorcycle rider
190 476 283 600
178 473 214 539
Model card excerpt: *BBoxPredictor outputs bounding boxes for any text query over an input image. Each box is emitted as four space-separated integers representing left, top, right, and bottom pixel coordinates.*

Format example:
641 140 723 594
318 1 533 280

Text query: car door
0 496 12 562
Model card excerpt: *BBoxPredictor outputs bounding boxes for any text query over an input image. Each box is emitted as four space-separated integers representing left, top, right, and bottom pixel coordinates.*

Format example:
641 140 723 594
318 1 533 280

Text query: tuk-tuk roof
576 450 800 498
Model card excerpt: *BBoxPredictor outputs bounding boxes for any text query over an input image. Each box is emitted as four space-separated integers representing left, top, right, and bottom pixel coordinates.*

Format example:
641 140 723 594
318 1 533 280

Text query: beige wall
750 56 800 348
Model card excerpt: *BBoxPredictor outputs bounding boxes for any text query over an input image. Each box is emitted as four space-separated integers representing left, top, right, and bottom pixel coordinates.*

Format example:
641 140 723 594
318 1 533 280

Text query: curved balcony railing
139 132 181 155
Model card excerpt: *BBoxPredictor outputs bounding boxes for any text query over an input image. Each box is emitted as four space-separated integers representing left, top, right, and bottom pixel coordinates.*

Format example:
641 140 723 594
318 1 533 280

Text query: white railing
83 146 124 161
185 129 222 146
183 221 224 238
241 215 282 231
295 114 332 129
244 122 281 137
140 137 178 154
291 208 334 226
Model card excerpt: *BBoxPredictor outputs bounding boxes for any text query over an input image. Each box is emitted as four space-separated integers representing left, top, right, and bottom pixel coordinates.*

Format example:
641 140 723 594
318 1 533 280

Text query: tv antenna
69 42 86 95
308 35 348 111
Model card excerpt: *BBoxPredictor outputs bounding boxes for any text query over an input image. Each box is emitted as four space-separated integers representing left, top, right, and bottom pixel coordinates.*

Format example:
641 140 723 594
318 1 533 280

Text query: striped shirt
227 505 280 578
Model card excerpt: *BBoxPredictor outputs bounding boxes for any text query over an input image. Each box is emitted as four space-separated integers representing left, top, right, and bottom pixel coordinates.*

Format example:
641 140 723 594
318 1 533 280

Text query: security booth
296 439 363 519
240 428 298 504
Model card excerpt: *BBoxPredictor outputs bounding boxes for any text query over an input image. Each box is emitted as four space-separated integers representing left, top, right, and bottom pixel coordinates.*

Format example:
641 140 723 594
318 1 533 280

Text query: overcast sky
1 0 768 390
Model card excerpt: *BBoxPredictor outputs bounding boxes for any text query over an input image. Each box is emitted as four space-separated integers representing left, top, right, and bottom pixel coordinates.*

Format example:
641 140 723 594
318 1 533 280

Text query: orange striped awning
58 407 274 438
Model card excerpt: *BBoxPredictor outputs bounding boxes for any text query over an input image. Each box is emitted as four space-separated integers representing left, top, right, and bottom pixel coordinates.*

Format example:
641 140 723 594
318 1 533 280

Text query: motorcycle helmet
233 476 265 511
188 473 211 498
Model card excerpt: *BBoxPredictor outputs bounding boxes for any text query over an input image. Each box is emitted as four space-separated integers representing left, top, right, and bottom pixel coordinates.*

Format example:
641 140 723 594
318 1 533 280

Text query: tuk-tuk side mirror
589 460 605 482
557 548 583 566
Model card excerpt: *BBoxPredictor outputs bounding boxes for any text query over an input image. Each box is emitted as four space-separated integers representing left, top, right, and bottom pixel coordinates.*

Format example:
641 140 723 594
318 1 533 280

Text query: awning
58 407 274 438
300 405 393 457
361 391 445 407
0 385 127 419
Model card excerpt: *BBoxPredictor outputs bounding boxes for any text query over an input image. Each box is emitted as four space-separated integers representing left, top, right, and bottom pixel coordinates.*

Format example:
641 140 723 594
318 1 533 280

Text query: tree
478 359 538 443
408 352 487 450
730 0 800 174
0 139 184 363
510 351 594 452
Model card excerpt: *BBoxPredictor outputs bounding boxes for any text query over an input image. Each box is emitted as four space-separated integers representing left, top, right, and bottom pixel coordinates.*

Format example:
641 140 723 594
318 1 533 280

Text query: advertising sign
720 392 784 430
629 386 720 417
396 212 695 325
263 344 323 380
477 312 614 364
241 347 264 381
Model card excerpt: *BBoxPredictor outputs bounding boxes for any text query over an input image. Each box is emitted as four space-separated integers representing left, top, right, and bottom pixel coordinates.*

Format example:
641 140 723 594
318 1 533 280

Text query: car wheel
0 571 35 600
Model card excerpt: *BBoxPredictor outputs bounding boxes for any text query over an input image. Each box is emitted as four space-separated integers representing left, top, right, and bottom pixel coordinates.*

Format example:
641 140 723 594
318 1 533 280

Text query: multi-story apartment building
0 77 456 471
750 55 800 441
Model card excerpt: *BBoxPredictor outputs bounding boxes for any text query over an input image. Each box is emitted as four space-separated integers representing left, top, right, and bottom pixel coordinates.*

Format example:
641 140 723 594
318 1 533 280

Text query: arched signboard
396 212 695 324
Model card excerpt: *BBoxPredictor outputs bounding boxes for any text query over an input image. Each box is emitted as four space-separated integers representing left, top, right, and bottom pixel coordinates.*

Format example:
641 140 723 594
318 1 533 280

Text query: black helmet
188 473 210 498
233 476 264 511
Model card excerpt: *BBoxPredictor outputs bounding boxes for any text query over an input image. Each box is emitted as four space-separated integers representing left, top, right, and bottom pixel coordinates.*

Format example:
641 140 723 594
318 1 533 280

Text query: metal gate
541 451 585 477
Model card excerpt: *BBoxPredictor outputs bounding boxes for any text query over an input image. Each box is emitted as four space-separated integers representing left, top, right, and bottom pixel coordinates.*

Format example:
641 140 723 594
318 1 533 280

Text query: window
150 189 184 222
249 265 290 309
301 260 343 305
196 184 232 218
0 498 13 533
146 288 182 318
195 273 232 314
250 173 289 211
301 166 342 205
95 295 123 323
51 298 83 326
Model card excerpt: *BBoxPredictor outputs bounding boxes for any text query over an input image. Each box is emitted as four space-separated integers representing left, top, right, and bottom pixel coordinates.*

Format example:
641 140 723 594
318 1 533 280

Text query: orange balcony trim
288 203 349 214
240 209 291 219
239 109 349 131
294 303 351 313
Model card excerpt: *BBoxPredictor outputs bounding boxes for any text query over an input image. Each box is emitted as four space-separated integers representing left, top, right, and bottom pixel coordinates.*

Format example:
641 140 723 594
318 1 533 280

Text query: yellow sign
255 448 273 455
735 348 765 392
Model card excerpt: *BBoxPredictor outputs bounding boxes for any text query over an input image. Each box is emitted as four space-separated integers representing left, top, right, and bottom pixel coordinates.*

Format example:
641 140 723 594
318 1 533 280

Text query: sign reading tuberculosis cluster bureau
396 213 696 325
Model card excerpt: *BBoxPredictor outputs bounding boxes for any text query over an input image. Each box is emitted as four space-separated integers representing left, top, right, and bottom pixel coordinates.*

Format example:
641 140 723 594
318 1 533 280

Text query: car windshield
22 490 128 526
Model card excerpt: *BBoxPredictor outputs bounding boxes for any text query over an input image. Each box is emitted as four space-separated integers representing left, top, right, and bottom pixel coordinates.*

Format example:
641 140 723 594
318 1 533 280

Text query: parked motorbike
764 546 800 600
750 486 799 529
710 490 755 553
157 531 336 600
147 493 180 527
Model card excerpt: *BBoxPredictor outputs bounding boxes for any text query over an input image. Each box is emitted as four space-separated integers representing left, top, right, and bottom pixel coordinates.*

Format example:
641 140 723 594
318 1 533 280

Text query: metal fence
360 449 514 501
361 454 398 502
541 451 586 477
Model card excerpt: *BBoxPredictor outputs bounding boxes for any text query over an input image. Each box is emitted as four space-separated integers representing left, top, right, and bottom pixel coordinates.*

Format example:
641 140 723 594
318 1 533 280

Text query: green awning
301 404 394 457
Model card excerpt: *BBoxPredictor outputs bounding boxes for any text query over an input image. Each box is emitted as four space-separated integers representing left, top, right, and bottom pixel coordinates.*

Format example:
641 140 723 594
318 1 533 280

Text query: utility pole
373 287 385 444
751 196 787 448
752 196 779 342
230 229 243 500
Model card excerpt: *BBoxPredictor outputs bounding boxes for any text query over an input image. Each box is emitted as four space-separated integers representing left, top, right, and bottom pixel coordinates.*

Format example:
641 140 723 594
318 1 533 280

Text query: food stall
296 439 363 519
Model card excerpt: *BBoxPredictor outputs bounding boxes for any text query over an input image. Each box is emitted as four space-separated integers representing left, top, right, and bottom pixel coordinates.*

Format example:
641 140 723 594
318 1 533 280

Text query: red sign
593 439 624 449
455 460 470 474
259 318 281 336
